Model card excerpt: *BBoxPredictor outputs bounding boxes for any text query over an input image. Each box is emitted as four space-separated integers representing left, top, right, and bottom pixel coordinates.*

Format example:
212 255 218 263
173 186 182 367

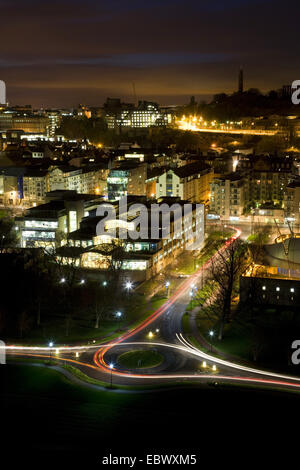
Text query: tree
0 217 18 253
208 240 248 340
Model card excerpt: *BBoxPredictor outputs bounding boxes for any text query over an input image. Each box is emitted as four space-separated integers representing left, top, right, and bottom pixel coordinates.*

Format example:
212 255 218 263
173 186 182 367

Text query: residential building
47 165 109 196
238 155 294 206
22 170 48 207
156 163 213 205
107 163 147 200
284 180 300 226
210 173 245 219
0 173 20 206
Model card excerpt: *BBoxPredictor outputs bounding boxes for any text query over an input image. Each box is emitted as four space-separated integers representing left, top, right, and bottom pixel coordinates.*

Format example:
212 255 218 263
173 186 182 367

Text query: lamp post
116 311 122 329
209 330 214 352
109 362 114 389
165 281 170 298
190 289 194 308
125 281 132 296
49 342 53 363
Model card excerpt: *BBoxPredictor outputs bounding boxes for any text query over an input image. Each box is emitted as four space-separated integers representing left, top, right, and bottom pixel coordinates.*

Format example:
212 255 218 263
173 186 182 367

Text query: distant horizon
2 84 292 109
1 0 299 109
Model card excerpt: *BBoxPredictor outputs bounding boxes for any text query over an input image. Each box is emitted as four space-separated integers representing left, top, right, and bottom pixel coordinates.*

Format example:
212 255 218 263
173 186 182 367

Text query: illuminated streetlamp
49 341 54 363
109 362 114 388
165 281 170 298
116 311 122 329
125 281 132 296
209 330 214 352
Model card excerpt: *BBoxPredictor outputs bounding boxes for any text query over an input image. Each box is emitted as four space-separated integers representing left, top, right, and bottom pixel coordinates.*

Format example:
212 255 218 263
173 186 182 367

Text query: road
5 226 300 392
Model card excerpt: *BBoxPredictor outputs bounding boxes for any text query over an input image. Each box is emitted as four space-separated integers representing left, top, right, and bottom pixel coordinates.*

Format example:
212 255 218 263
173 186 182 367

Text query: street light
125 281 132 295
209 330 214 352
116 311 122 329
109 362 114 388
102 280 107 287
80 279 85 285
189 289 194 308
60 277 66 284
148 331 154 339
49 342 54 363
165 281 170 298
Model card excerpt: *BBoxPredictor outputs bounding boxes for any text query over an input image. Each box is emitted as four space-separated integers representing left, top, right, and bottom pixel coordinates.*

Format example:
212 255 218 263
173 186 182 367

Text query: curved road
6 227 300 392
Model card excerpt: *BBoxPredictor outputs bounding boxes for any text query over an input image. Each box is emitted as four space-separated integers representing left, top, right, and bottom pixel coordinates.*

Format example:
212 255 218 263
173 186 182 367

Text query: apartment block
210 173 245 219
156 163 213 205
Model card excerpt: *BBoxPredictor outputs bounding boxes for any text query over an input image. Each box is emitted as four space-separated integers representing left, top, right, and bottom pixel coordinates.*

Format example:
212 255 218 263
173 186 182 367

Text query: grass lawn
117 349 164 369
2 364 299 465
5 292 167 347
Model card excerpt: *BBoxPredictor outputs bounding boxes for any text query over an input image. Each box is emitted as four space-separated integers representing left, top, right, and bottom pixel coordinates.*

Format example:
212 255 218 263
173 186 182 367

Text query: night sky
0 0 299 108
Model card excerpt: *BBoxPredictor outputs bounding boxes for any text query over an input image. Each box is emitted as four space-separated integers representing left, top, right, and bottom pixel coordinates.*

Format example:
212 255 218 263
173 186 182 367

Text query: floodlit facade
156 164 213 205
67 197 205 280
210 173 245 219
16 192 103 248
105 100 173 130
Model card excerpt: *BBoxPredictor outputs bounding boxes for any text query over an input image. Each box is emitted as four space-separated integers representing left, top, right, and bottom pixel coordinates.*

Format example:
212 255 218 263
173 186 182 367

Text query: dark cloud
0 0 299 106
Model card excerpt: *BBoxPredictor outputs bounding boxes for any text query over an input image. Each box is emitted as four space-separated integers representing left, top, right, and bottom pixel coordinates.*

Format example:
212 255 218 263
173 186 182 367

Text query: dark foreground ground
1 364 299 468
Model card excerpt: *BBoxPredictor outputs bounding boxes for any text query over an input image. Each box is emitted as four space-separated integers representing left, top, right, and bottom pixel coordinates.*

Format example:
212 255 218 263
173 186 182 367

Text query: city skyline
0 0 299 107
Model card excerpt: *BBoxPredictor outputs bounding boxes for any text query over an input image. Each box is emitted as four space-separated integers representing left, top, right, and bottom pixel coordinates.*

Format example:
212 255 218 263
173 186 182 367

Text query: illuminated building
48 165 108 196
67 197 205 280
45 111 61 137
238 155 294 206
104 100 172 130
210 173 245 219
22 170 48 207
107 163 147 200
284 181 300 226
240 264 300 307
0 112 49 134
155 163 213 205
0 173 20 206
16 191 103 248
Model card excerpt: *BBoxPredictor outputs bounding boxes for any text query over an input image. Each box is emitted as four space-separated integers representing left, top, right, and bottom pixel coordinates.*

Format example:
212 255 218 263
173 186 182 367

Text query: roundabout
117 349 164 369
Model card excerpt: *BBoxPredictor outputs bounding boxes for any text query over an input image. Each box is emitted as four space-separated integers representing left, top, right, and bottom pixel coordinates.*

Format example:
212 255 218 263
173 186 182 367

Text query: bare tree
209 240 248 340
0 217 18 253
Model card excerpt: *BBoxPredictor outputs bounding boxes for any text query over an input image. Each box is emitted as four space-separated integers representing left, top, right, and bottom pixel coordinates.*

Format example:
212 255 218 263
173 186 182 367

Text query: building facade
210 173 245 219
